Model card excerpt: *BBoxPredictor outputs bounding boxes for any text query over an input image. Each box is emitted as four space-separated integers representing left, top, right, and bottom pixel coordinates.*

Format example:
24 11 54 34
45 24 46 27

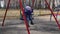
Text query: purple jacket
25 6 33 15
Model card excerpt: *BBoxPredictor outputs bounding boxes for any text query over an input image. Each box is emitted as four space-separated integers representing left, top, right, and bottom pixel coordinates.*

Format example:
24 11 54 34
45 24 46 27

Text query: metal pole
45 0 60 29
2 0 10 26
19 0 30 34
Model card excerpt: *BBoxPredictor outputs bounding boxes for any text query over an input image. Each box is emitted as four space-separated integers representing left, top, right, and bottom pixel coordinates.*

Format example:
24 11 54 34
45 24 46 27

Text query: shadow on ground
0 17 60 34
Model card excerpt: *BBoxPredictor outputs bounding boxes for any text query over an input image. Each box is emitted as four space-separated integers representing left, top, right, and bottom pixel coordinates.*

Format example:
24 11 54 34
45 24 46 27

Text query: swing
54 5 60 19
20 10 24 20
50 0 60 21
50 7 60 21
2 0 31 34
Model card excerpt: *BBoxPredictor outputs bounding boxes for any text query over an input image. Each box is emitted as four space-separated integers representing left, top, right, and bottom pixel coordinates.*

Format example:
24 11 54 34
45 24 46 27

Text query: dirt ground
0 16 60 34
0 9 60 34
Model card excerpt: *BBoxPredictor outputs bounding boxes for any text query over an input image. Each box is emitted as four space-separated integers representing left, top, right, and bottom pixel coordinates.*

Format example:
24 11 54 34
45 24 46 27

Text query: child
25 5 34 26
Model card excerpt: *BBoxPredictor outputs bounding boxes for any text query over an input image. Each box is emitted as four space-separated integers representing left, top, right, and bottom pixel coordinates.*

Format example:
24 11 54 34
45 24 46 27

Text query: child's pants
26 15 32 24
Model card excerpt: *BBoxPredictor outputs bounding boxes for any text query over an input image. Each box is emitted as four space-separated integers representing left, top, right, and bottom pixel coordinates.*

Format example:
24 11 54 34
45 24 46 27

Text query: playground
0 0 60 34
0 9 60 34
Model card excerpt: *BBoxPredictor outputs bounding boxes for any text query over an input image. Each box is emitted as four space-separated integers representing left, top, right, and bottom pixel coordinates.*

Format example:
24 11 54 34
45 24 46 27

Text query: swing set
1 0 60 34
50 1 60 21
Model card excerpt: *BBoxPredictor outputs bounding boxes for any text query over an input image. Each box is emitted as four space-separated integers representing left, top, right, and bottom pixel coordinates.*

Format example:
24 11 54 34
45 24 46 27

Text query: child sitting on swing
25 5 34 26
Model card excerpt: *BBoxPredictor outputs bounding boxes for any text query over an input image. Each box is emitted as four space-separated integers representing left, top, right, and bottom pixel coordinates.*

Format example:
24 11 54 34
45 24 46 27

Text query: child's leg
26 15 30 27
29 15 34 25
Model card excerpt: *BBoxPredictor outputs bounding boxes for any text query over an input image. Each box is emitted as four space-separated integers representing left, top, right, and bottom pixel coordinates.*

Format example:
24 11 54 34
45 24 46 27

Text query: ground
0 9 60 34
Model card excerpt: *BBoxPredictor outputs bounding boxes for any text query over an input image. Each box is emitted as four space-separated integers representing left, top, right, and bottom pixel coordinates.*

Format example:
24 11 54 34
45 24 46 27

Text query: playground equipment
1 0 60 34
50 1 60 21
45 0 60 29
2 0 35 34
